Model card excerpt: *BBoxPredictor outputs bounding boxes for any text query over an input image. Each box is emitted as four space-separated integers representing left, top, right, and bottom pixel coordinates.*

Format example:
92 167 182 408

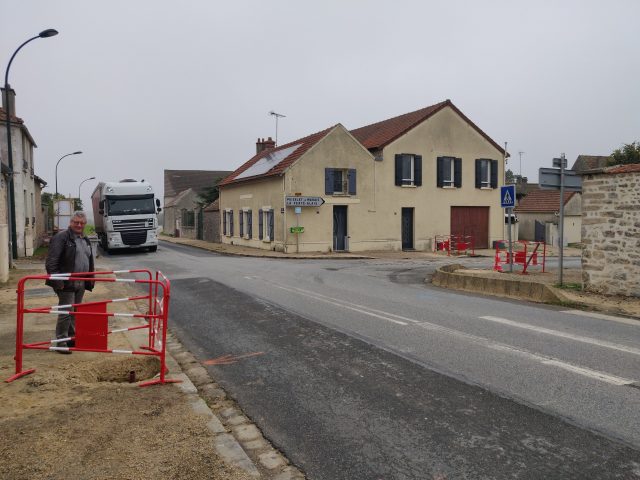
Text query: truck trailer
91 179 161 252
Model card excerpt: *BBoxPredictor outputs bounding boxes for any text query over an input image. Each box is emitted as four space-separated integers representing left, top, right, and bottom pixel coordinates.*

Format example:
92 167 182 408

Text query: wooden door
450 206 489 249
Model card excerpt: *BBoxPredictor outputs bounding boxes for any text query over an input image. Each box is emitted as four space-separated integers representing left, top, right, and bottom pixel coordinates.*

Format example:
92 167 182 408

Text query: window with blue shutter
325 168 356 195
268 209 274 240
239 211 244 237
437 157 461 188
247 210 252 239
325 168 334 195
475 159 496 188
348 169 356 195
222 211 227 235
454 158 462 188
229 210 234 236
395 154 421 186
258 209 263 240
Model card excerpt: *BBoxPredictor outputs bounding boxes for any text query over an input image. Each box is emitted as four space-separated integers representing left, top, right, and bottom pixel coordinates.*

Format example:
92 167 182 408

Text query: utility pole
558 152 566 286
269 111 285 146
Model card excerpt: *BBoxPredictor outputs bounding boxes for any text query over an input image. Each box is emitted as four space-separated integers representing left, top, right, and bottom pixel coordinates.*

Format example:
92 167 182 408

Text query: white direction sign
285 196 325 207
500 185 515 208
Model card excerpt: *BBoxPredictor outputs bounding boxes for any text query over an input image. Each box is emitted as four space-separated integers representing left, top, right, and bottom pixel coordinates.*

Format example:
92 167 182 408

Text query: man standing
45 211 95 353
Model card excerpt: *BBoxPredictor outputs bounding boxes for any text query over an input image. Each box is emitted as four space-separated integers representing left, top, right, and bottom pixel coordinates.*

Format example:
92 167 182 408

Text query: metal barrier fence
434 234 475 256
5 269 180 387
493 240 547 274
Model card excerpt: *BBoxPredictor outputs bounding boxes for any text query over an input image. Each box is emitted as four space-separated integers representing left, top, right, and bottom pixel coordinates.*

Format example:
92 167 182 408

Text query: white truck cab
91 179 161 252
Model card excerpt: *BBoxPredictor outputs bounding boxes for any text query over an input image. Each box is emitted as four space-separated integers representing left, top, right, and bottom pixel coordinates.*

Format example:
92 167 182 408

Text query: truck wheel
149 246 158 252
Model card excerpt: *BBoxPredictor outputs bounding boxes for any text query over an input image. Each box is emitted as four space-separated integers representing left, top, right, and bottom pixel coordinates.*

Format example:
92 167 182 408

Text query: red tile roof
515 188 576 213
604 163 640 174
350 99 506 155
219 126 335 187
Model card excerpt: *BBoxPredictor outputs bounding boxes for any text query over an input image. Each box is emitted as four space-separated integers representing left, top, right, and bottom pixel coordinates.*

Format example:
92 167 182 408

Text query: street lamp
3 29 58 260
78 176 96 207
55 151 83 197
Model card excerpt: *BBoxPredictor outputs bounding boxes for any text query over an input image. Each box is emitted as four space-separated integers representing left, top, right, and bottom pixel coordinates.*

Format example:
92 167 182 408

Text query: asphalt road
103 243 640 479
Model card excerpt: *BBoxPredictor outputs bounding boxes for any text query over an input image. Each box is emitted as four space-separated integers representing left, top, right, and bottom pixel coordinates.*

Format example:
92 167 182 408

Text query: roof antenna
269 111 286 146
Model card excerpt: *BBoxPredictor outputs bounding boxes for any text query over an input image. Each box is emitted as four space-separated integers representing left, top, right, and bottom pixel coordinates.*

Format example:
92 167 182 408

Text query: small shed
515 188 581 245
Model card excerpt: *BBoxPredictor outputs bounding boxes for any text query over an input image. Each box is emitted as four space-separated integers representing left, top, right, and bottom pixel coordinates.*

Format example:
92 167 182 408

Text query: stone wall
203 210 221 243
581 170 640 296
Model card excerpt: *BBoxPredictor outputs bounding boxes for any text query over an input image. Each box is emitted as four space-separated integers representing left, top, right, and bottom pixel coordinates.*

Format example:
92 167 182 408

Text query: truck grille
112 218 154 231
121 230 148 246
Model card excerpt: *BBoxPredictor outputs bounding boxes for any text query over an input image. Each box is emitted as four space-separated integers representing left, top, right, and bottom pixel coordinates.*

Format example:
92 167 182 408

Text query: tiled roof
164 170 231 198
219 126 335 187
350 99 506 155
0 107 24 124
515 188 576 213
604 163 640 174
571 155 610 172
204 198 219 212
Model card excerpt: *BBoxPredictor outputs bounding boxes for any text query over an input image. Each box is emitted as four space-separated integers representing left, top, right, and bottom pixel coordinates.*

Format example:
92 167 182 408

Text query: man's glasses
71 221 86 225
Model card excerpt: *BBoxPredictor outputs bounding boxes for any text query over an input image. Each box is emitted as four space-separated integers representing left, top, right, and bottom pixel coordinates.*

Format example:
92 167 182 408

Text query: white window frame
225 209 233 237
262 207 272 242
442 157 455 187
401 155 415 186
480 159 491 188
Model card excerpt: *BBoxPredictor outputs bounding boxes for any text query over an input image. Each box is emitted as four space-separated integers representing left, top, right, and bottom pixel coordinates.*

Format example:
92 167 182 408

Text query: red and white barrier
5 269 180 387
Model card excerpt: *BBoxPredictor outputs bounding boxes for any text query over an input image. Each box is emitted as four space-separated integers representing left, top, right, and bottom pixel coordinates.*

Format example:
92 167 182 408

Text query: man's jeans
55 287 85 344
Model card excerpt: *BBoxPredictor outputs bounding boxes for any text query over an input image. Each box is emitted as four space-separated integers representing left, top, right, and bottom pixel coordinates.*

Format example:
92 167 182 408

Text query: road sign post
501 186 516 273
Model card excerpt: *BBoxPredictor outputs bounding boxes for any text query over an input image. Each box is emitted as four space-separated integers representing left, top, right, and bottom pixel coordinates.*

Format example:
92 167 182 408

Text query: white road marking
250 277 637 385
479 316 640 356
562 309 640 326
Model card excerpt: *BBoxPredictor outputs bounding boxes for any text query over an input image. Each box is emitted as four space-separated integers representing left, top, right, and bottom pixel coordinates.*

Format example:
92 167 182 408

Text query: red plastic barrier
5 269 180 387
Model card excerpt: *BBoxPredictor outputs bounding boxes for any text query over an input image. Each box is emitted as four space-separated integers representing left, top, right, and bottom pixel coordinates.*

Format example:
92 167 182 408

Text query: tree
609 141 640 166
196 177 223 208
505 169 515 184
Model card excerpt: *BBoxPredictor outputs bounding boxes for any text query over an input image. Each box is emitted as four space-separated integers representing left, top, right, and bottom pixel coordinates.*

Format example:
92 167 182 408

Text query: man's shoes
56 349 72 355
54 341 72 354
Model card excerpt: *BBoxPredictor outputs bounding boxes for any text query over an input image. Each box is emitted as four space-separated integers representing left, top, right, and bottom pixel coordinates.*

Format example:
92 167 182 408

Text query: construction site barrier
434 234 475 256
5 269 181 387
494 240 546 274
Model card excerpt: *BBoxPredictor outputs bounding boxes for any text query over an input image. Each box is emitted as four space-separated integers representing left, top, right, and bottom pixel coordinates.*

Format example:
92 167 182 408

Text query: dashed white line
479 315 640 356
562 309 640 326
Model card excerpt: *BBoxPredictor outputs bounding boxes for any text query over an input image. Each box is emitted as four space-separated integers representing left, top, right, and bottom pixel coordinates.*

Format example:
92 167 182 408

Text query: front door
333 206 348 251
401 208 414 250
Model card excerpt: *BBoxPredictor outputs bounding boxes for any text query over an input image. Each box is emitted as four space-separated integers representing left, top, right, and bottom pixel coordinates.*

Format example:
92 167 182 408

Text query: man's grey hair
72 211 87 221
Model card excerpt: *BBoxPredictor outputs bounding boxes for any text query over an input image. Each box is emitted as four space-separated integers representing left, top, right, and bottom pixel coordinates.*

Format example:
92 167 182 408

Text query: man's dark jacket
45 228 95 291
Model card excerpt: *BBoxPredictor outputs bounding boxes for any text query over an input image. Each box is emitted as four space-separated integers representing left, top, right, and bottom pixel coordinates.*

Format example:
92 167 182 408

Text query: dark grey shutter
454 158 462 188
258 209 263 240
268 210 274 240
475 160 482 188
239 211 244 237
325 168 334 195
229 211 234 236
414 155 422 186
247 210 252 238
348 169 357 195
491 160 499 188
436 157 444 187
395 155 402 186
222 211 227 235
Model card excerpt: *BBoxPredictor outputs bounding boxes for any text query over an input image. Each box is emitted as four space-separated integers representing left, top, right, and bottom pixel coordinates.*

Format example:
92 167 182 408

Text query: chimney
1 85 16 116
256 136 276 154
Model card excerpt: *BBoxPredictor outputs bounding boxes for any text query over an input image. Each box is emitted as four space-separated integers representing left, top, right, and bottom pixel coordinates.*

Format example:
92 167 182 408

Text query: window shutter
268 210 274 240
414 155 422 186
325 168 334 195
229 211 234 236
454 158 462 188
348 169 357 195
475 160 481 188
239 211 244 237
394 155 402 186
222 211 227 235
436 157 444 188
258 209 263 240
491 160 499 188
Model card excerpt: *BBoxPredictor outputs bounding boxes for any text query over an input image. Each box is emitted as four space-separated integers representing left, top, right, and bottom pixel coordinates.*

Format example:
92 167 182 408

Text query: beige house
219 101 506 253
515 189 582 245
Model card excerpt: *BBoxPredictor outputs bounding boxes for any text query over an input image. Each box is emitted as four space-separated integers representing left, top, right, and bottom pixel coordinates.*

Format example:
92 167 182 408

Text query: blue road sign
500 185 515 208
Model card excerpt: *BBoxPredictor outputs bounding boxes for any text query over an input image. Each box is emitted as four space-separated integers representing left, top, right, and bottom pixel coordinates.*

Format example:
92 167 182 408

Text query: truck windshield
107 195 155 215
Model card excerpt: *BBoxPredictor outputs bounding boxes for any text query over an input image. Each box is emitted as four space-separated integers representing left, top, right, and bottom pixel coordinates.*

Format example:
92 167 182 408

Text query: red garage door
451 206 489 249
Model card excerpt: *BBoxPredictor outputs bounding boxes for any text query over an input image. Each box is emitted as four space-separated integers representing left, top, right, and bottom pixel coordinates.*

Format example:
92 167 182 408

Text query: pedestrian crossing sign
500 185 515 208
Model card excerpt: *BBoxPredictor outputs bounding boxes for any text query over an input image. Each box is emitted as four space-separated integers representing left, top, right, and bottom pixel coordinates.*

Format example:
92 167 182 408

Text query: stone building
202 199 221 243
581 163 640 297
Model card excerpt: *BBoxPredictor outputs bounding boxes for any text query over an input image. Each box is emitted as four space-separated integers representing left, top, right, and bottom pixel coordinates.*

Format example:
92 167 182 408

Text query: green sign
290 226 304 234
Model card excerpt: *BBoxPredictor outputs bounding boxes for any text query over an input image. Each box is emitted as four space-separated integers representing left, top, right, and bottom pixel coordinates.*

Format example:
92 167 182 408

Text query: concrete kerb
431 264 565 304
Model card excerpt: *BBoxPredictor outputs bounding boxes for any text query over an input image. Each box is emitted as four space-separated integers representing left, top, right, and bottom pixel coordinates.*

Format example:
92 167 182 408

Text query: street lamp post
3 29 58 260
55 151 83 197
78 176 96 208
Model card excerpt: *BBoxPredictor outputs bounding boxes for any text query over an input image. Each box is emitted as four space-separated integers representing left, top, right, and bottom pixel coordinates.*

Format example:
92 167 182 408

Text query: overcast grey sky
2 1 638 208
